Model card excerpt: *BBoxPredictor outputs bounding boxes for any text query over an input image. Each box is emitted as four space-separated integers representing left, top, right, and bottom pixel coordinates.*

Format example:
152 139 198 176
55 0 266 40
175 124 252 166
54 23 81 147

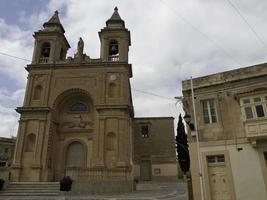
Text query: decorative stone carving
61 114 93 130
77 37 84 55
74 37 86 61
34 74 46 84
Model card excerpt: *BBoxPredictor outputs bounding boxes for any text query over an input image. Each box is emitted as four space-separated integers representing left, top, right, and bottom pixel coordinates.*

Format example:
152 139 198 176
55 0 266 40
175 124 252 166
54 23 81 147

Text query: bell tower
99 7 131 62
32 11 70 64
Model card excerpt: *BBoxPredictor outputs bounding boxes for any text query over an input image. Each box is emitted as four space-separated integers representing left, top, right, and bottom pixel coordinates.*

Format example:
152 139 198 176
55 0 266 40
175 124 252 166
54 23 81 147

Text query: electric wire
132 88 176 101
158 0 242 66
225 0 267 49
0 51 178 102
0 51 30 62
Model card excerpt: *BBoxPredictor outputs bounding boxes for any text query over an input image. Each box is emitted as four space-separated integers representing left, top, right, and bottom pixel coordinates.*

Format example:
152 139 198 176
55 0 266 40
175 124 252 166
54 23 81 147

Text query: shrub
0 179 5 190
60 176 72 191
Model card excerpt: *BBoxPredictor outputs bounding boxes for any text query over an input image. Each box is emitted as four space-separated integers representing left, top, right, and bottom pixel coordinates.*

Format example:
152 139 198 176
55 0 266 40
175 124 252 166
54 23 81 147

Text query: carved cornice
234 87 267 100
16 106 50 114
95 104 130 110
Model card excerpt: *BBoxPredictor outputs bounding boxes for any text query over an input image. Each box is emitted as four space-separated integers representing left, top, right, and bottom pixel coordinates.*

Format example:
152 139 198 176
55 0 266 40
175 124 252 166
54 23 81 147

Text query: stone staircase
0 182 60 197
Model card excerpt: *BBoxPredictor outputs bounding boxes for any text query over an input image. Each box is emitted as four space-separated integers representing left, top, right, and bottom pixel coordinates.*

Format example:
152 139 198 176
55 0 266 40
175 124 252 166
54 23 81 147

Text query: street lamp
183 114 191 124
183 114 196 136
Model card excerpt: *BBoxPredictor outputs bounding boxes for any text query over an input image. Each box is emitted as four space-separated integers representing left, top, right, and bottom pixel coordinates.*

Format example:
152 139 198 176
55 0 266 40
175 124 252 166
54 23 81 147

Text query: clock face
110 74 117 81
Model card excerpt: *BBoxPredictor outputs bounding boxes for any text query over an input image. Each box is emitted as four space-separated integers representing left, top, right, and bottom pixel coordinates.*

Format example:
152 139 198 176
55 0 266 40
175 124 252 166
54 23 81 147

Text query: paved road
2 182 188 200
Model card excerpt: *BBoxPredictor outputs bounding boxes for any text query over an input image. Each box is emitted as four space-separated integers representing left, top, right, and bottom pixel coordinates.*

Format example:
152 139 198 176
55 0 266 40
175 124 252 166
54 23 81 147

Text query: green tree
176 114 190 174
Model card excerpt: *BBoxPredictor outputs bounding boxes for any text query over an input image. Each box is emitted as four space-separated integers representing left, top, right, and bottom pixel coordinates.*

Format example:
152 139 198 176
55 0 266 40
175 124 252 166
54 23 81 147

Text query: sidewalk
2 182 188 200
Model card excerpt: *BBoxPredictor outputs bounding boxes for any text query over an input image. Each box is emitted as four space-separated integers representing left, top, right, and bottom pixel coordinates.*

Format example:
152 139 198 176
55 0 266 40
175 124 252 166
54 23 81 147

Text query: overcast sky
1 0 267 137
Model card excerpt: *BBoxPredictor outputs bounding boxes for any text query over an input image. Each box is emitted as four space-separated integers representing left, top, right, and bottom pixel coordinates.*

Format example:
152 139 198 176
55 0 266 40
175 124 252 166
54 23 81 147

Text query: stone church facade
8 8 178 193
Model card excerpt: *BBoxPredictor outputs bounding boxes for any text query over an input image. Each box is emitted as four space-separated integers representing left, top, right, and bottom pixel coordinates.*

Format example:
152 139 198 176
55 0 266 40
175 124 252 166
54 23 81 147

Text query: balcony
245 118 267 140
108 55 119 62
39 57 49 63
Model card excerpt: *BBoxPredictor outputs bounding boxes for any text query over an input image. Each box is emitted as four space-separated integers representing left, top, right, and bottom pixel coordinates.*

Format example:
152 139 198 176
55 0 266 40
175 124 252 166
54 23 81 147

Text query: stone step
8 184 59 188
0 182 60 197
0 192 59 196
8 182 59 185
7 187 59 191
2 189 59 192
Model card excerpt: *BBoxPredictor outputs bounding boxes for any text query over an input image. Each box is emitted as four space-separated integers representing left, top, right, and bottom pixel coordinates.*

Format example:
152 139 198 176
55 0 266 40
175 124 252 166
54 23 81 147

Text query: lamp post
190 76 206 200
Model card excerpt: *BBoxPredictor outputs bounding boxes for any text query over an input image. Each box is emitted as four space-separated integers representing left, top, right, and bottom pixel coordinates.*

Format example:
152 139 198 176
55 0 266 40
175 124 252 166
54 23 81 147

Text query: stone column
117 118 126 167
96 117 105 167
11 120 27 181
33 120 46 167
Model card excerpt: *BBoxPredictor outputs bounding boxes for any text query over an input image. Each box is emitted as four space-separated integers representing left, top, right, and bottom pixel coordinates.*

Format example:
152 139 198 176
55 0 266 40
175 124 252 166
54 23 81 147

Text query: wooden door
208 165 231 200
140 160 151 181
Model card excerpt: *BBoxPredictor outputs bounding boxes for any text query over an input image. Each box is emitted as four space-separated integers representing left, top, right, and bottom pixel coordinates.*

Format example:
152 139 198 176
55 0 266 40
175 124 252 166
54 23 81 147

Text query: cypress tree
176 114 190 174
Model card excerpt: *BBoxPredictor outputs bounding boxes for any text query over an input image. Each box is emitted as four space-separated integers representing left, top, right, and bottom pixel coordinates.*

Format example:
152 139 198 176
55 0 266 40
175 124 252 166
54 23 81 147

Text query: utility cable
159 0 242 66
225 0 267 50
0 51 179 102
132 88 176 101
0 51 30 62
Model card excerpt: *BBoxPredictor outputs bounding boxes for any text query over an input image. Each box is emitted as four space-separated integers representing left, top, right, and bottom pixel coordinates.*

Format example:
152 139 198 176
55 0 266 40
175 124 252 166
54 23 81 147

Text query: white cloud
1 0 267 137
0 88 24 137
0 19 31 85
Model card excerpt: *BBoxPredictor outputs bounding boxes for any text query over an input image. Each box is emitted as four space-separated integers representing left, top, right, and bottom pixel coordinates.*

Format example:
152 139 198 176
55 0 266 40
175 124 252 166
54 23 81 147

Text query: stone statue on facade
74 37 84 60
77 37 84 55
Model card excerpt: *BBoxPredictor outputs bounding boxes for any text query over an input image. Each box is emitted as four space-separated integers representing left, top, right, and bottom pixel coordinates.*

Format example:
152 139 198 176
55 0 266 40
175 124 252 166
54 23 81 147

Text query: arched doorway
66 141 85 167
49 88 93 181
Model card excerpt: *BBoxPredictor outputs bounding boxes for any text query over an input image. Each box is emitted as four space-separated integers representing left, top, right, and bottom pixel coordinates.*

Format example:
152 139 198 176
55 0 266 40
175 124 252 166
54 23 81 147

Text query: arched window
107 132 116 151
70 103 88 112
66 141 85 167
108 83 116 98
108 40 119 61
25 134 36 152
60 48 65 60
33 85 43 100
41 42 51 58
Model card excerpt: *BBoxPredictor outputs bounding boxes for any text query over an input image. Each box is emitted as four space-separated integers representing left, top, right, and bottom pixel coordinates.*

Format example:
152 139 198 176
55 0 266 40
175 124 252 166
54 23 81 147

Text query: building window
0 161 6 167
202 99 217 124
207 154 225 164
70 103 88 112
39 42 51 63
264 152 267 167
241 95 267 120
41 42 50 57
4 148 9 153
141 125 149 138
154 168 161 174
60 48 65 60
244 106 253 119
108 40 119 61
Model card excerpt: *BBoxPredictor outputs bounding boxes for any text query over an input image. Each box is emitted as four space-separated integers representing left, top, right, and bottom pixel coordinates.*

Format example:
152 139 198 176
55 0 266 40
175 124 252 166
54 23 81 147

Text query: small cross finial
55 10 59 15
114 7 118 12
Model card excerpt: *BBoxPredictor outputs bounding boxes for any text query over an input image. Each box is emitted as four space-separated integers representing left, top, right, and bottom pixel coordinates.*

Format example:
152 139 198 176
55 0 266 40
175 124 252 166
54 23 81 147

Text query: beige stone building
0 137 16 182
5 8 177 193
0 137 16 168
182 64 267 200
133 117 178 182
